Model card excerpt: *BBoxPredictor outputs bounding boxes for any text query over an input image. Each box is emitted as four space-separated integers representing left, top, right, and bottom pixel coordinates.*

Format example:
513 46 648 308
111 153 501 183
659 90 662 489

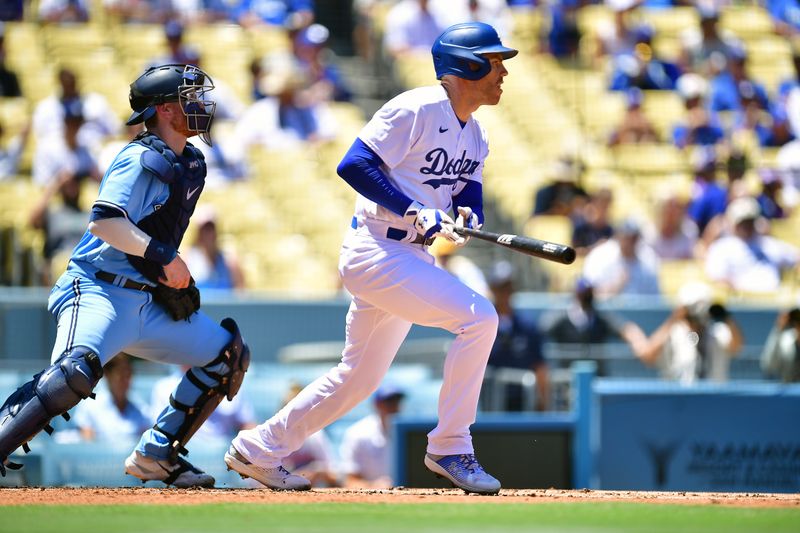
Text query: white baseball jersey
357 85 489 227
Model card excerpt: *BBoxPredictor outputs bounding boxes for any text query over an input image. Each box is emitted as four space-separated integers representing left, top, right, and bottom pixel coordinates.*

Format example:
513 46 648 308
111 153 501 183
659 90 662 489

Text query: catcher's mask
127 64 216 146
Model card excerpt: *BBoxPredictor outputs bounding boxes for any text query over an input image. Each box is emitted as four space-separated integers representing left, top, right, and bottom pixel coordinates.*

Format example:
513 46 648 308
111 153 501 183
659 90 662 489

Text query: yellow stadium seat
719 6 775 38
610 143 687 175
658 259 707 298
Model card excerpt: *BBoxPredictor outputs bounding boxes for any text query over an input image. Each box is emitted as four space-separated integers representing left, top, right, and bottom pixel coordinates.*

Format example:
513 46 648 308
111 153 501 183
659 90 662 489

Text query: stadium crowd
0 0 797 426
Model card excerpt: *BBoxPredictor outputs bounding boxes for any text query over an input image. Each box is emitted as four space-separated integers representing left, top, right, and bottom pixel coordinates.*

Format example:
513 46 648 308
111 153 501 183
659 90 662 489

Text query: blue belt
350 216 433 245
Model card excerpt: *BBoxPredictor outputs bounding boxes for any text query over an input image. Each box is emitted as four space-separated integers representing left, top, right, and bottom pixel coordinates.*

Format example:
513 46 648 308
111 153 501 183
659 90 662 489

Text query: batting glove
404 201 458 242
454 206 481 247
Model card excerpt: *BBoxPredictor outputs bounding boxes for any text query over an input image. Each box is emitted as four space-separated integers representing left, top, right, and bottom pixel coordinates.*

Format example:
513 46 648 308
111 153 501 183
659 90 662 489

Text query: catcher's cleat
424 453 501 495
224 445 310 491
124 450 214 488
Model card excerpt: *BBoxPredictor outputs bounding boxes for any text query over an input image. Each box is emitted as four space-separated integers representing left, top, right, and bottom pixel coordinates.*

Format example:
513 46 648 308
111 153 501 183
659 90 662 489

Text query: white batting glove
454 206 481 247
404 201 458 242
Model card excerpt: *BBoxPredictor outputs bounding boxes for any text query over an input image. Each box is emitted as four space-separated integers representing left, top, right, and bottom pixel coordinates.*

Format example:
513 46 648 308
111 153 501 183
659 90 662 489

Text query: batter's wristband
144 239 178 265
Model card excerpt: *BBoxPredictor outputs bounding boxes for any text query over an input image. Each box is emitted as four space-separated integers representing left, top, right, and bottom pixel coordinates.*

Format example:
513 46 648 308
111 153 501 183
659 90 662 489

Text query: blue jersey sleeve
92 144 160 223
337 138 414 216
452 180 484 225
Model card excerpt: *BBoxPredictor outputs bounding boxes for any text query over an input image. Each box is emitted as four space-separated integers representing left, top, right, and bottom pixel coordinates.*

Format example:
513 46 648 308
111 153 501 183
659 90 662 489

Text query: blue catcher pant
48 271 233 460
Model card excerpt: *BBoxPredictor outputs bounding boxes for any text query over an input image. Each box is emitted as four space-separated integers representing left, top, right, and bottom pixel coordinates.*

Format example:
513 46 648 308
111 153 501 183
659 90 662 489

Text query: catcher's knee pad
155 317 250 461
0 348 103 474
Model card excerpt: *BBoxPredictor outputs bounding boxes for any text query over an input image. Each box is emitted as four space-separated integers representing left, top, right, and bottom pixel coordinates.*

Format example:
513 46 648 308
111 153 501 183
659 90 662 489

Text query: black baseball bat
453 227 576 265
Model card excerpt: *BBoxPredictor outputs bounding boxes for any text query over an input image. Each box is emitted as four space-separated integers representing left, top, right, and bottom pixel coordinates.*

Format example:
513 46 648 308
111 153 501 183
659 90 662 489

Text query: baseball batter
0 64 250 487
226 22 517 494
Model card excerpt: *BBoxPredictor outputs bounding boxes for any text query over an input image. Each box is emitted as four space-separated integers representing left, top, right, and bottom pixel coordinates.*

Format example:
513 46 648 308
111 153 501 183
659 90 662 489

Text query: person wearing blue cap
687 146 727 235
709 43 771 114
339 384 406 488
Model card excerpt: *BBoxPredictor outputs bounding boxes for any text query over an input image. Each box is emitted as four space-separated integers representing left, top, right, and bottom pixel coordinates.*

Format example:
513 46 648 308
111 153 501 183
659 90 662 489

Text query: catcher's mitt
152 279 201 321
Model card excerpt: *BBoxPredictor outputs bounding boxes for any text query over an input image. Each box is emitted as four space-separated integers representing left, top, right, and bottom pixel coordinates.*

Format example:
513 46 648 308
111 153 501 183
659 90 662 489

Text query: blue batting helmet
432 22 518 81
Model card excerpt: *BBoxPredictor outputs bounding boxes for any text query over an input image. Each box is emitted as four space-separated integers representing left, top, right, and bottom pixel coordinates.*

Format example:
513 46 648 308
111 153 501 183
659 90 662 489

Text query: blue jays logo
420 148 481 189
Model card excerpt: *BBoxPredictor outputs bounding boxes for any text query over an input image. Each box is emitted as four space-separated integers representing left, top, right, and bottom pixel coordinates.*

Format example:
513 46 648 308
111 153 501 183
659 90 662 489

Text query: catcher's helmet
432 22 518 81
126 64 216 145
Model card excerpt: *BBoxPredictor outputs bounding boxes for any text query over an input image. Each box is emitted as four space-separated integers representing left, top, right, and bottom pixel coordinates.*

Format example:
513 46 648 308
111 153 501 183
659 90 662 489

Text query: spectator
770 0 800 38
32 100 101 187
543 0 585 59
485 261 549 411
778 87 800 207
709 44 770 114
234 55 337 149
596 0 642 60
0 120 28 180
532 156 588 216
778 45 800 102
383 0 446 59
28 170 90 285
761 307 800 382
757 168 788 219
183 207 245 291
644 188 698 260
104 0 173 23
150 365 257 441
635 282 743 384
0 25 21 97
148 20 201 67
73 354 151 441
339 384 405 488
705 196 800 293
725 147 750 201
582 218 661 297
672 74 725 149
292 23 352 103
38 0 91 22
32 67 120 152
687 146 727 235
607 87 659 146
235 0 314 29
678 3 738 77
732 80 793 148
540 277 648 375
281 383 340 487
430 237 490 298
571 187 614 256
608 24 681 91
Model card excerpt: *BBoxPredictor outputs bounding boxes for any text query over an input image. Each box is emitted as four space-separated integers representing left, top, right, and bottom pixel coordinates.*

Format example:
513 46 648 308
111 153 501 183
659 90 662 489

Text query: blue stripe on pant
48 272 233 460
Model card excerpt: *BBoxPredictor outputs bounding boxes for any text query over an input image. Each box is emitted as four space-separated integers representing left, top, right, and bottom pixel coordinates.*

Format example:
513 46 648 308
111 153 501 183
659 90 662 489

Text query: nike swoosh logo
439 126 448 133
186 186 201 200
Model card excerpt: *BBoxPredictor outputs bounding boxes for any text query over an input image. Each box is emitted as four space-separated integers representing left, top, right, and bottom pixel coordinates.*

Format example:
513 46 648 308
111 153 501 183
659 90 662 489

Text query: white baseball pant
232 229 498 466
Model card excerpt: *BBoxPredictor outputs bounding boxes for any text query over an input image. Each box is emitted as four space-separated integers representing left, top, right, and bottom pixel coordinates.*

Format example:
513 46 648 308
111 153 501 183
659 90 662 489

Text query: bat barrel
453 227 576 265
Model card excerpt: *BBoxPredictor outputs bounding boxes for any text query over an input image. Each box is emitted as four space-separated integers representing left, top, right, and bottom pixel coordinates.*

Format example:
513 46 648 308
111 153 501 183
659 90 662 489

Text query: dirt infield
1 487 798 508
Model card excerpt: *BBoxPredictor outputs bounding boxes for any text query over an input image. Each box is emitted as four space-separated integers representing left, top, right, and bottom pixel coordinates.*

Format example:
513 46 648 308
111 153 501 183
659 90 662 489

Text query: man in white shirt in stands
339 384 405 488
705 196 799 293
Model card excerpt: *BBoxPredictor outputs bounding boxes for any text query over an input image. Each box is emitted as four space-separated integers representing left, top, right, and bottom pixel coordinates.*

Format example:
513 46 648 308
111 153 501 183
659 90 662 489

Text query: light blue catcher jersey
67 143 170 285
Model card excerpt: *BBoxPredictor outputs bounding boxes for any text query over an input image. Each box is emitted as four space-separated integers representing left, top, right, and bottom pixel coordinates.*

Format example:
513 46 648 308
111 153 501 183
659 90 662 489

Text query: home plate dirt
0 488 798 507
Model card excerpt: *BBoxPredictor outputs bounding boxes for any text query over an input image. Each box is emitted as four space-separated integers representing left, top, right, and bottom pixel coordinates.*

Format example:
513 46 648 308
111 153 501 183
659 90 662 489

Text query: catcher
0 64 250 487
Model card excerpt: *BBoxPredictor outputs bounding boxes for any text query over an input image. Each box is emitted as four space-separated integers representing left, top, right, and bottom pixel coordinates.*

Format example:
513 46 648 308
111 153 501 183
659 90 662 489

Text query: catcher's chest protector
126 132 207 283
